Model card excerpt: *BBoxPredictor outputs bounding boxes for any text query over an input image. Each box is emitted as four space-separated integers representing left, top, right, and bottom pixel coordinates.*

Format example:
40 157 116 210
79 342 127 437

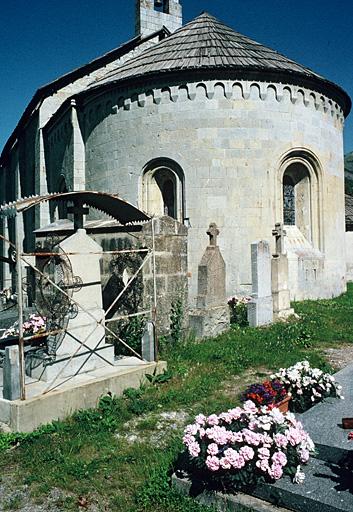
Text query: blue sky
1 0 352 153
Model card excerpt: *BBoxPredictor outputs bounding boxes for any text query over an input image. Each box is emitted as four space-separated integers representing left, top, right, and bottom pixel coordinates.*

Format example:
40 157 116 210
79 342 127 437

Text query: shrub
178 401 314 493
228 296 250 327
271 360 343 413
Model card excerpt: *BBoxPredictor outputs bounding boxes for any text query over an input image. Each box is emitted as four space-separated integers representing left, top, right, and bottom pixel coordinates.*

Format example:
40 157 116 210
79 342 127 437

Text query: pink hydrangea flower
219 412 233 424
195 414 206 426
227 407 243 420
243 400 258 415
274 433 288 448
182 434 195 447
242 429 261 446
224 448 245 469
206 456 220 471
229 431 243 443
240 445 255 461
188 441 201 457
272 451 287 467
258 447 270 460
286 427 302 446
260 433 274 447
198 427 206 438
184 423 199 436
220 457 232 469
206 426 229 445
207 443 219 456
256 458 270 472
269 463 283 480
207 414 219 426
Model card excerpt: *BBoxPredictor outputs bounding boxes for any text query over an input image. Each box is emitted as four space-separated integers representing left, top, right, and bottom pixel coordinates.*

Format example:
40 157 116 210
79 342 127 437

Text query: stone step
252 457 353 512
299 363 353 464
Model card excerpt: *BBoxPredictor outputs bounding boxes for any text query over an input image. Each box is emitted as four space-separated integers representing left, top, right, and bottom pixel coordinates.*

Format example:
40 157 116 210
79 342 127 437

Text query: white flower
293 465 305 484
269 408 285 425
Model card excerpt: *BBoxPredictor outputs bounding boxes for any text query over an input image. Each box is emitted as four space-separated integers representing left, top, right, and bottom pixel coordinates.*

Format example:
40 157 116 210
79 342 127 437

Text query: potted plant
178 400 314 494
271 360 343 413
241 379 290 412
1 314 47 346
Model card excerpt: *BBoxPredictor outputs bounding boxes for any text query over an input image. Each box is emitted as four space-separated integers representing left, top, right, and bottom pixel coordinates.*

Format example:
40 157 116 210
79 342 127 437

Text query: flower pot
275 395 291 413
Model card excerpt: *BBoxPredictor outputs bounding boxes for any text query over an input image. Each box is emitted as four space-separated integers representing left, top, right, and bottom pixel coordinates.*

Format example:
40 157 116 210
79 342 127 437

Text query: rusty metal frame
0 192 157 400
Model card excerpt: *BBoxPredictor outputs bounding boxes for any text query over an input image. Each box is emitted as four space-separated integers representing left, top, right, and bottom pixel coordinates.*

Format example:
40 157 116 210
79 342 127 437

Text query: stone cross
67 202 89 231
272 223 286 255
207 223 219 247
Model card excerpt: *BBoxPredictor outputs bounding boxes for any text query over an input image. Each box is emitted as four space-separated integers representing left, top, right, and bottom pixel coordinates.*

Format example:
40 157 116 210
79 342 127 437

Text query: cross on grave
67 202 89 231
207 223 219 247
272 222 286 255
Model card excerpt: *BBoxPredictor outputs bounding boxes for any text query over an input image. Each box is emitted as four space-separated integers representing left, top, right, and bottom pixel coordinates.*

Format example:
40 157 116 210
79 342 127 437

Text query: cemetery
0 1 352 511
0 190 352 511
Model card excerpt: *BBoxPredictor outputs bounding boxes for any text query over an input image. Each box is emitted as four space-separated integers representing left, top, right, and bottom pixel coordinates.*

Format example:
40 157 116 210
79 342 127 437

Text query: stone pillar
271 223 295 320
247 240 273 327
189 223 230 338
71 100 85 191
31 229 114 381
3 346 21 400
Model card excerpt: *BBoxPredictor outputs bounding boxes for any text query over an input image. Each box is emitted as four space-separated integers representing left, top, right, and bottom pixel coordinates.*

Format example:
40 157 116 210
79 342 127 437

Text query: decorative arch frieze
84 80 343 129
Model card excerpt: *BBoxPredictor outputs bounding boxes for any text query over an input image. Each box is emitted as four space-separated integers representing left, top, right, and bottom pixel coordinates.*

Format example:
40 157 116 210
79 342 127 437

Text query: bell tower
135 0 182 37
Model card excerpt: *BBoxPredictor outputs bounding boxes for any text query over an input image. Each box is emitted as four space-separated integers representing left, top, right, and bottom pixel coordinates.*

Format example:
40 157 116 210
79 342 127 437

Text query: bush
271 360 343 413
178 401 314 493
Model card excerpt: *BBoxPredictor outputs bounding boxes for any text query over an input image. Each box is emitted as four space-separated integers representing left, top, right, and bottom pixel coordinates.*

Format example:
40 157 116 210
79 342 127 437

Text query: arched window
142 159 184 222
283 175 295 225
282 163 313 243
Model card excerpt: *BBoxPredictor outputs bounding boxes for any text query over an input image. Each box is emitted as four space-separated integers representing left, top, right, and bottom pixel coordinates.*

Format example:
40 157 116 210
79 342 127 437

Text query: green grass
1 285 353 511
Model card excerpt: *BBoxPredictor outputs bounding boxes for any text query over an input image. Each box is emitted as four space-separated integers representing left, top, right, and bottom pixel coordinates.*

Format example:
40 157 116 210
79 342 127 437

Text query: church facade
0 0 351 305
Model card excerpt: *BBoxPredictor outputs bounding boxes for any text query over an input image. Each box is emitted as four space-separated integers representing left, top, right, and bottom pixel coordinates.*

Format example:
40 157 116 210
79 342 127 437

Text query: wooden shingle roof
88 12 350 115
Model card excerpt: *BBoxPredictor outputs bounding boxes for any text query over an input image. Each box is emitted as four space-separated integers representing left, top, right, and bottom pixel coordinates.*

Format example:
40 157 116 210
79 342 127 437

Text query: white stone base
29 344 115 382
189 305 230 339
0 359 166 432
247 296 273 327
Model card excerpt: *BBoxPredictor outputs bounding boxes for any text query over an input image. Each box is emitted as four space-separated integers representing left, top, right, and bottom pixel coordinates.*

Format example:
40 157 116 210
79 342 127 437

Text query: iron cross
67 202 89 231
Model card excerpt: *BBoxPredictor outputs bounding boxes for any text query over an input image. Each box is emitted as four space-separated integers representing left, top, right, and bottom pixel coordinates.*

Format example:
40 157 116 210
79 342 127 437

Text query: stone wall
77 78 346 303
92 216 188 336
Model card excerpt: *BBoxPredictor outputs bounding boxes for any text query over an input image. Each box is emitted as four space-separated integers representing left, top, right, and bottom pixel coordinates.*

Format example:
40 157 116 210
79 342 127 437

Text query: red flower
348 431 353 440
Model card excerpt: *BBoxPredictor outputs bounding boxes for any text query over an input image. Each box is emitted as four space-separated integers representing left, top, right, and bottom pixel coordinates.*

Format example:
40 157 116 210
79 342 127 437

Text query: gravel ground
324 344 353 370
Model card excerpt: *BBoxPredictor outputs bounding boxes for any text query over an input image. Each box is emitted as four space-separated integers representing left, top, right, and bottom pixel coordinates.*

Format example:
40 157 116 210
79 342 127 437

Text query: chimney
135 0 182 37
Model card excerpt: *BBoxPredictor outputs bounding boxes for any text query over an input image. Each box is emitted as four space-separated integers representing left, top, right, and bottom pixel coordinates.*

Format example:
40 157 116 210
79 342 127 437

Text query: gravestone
3 346 21 400
271 223 295 320
32 229 114 381
141 320 155 362
189 223 229 338
247 240 273 326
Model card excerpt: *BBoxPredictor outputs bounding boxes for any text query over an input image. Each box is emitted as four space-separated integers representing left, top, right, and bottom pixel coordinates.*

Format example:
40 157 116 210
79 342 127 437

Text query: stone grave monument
247 240 273 327
271 223 295 320
189 223 230 338
32 228 114 381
